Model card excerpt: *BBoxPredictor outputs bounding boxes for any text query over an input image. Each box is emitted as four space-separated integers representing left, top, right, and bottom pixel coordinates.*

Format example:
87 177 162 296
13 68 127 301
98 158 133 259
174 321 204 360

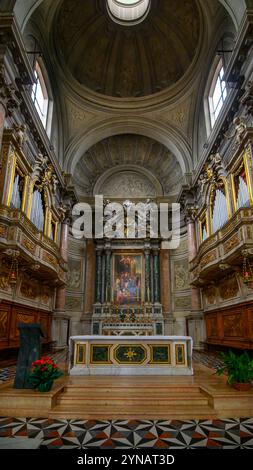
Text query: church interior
0 0 253 450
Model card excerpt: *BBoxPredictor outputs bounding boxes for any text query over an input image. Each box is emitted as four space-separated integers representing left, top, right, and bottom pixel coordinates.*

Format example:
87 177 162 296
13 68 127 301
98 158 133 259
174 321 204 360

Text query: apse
73 134 183 198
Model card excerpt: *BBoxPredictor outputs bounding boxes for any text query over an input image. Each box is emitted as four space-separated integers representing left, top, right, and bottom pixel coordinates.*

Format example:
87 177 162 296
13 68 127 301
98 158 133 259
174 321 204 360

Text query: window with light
31 62 49 128
209 60 227 128
107 0 150 25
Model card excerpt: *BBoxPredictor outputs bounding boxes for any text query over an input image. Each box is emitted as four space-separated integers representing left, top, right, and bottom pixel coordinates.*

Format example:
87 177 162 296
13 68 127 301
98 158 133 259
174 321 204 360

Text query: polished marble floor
0 417 252 449
0 349 252 449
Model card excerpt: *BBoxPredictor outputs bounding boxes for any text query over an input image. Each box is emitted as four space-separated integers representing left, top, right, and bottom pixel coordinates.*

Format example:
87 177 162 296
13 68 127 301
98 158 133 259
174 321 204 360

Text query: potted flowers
215 350 253 391
28 356 63 392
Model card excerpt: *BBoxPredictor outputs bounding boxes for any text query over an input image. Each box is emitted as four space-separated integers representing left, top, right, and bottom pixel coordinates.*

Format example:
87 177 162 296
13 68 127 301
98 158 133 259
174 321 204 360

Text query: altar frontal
69 336 193 376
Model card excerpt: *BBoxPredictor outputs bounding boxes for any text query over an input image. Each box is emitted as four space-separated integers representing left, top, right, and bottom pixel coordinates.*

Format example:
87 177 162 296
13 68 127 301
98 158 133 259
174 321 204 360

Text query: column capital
185 205 198 223
0 65 19 115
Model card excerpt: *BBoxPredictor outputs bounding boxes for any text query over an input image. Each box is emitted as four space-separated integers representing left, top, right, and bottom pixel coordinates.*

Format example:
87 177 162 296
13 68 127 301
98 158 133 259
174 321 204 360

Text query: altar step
49 381 217 419
50 403 217 419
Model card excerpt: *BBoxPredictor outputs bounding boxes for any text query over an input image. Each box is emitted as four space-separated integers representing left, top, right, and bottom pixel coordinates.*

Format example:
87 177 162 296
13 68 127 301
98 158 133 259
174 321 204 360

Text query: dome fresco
56 0 201 98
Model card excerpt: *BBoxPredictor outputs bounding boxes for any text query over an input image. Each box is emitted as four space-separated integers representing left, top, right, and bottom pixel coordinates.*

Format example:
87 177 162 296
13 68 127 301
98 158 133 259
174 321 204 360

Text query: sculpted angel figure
13 123 27 148
225 117 247 145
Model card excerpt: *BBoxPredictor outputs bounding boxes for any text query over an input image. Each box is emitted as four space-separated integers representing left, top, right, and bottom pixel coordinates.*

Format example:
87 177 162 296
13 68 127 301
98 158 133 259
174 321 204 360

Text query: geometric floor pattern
0 417 253 449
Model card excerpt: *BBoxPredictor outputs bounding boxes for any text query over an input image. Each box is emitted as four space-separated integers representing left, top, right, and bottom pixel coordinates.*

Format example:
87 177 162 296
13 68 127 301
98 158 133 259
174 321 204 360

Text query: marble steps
57 396 209 406
49 403 217 420
61 387 201 396
65 383 201 392
51 382 216 419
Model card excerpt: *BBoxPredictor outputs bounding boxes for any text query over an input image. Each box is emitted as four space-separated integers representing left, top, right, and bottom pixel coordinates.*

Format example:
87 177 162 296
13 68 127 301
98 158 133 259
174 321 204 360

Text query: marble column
53 220 70 348
84 240 96 314
160 249 171 318
101 253 106 304
187 216 201 311
153 249 160 303
105 249 111 303
186 213 204 349
55 220 69 312
95 249 103 303
60 221 69 263
145 249 151 303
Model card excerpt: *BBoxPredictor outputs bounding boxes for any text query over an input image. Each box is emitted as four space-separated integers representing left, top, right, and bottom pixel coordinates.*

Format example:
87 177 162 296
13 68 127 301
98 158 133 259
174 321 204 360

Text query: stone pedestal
187 313 206 350
13 324 44 389
52 314 69 349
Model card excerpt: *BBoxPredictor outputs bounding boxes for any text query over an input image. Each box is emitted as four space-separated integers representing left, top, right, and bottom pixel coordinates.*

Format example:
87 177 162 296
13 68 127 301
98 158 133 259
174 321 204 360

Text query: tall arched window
208 59 227 128
31 62 48 128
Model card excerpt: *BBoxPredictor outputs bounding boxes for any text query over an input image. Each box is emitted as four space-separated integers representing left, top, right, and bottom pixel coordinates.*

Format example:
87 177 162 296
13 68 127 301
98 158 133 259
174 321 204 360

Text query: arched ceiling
73 134 183 198
55 0 201 98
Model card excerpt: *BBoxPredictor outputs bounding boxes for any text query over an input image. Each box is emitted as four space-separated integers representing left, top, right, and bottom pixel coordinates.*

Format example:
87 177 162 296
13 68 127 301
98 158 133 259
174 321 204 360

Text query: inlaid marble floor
0 350 252 449
0 417 252 449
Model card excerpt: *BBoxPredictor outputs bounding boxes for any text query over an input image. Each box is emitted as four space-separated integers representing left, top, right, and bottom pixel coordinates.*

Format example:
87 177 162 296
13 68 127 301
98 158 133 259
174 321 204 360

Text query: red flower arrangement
28 356 63 392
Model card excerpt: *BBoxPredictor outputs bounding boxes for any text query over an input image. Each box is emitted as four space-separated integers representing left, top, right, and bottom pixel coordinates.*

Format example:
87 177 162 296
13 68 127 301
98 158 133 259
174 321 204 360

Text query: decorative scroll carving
174 260 189 290
65 296 83 310
42 251 58 267
174 297 191 309
223 235 240 254
200 250 217 268
0 224 7 238
21 235 36 254
219 276 239 300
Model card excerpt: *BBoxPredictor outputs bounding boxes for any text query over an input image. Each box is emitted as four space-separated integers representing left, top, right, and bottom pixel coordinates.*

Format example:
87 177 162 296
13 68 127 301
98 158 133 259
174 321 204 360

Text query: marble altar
69 335 193 376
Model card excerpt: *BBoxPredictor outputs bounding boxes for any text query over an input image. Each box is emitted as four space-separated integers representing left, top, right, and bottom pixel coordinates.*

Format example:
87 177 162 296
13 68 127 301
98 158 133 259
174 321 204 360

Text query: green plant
28 356 63 390
215 350 253 385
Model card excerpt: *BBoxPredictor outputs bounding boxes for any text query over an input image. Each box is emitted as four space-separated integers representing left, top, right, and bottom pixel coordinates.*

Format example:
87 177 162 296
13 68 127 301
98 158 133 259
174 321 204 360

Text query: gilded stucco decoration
174 260 190 291
218 275 239 300
67 259 82 291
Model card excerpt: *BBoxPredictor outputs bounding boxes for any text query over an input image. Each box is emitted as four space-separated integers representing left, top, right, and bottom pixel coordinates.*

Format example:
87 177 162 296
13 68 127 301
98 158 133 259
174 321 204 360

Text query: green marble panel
91 345 110 363
151 345 170 364
176 344 185 364
76 344 86 364
114 344 146 364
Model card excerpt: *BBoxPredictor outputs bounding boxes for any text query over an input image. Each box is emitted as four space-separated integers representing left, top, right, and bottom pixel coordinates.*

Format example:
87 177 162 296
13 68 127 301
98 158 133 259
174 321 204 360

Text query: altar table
69 335 193 376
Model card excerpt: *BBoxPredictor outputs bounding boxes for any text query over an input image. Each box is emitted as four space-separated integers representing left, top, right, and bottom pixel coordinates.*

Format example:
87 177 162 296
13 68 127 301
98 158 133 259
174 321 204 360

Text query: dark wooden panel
205 302 253 349
0 301 52 350
0 304 11 348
